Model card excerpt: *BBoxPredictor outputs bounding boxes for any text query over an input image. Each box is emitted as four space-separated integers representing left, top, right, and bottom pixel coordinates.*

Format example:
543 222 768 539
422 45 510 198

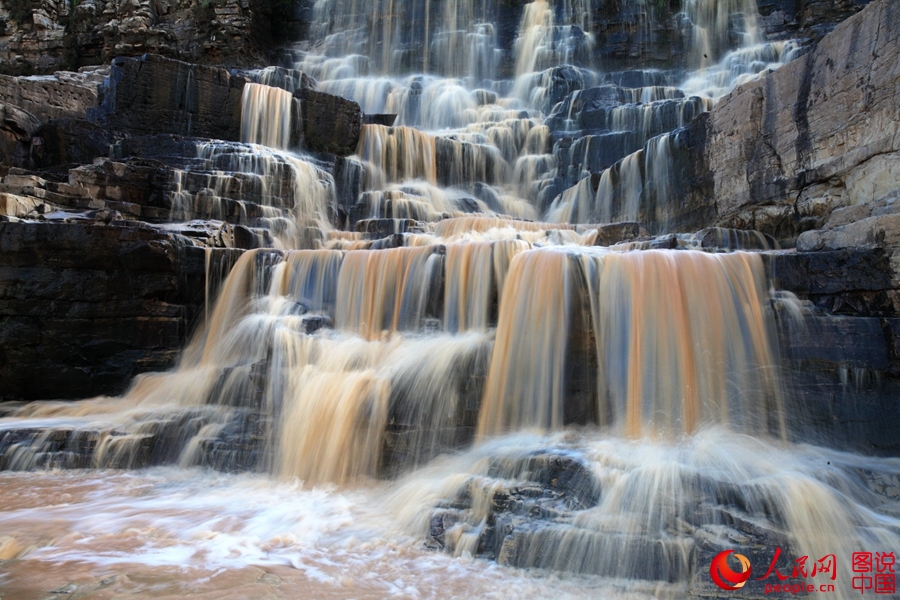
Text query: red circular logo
710 550 752 590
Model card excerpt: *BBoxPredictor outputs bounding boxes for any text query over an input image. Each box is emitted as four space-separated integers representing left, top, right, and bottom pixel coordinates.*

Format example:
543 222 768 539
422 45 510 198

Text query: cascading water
2 1 898 599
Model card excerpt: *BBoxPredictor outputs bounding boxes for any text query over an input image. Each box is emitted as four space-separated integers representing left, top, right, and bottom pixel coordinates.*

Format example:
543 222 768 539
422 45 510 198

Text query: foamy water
0 465 666 600
2 429 898 599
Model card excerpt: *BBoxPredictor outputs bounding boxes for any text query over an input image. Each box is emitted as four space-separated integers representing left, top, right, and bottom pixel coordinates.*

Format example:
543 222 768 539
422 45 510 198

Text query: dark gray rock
363 114 397 126
546 85 629 132
0 221 212 400
435 137 507 187
762 249 896 314
782 316 890 370
99 54 248 141
696 227 777 250
0 103 41 171
593 221 652 246
33 118 127 168
296 87 362 156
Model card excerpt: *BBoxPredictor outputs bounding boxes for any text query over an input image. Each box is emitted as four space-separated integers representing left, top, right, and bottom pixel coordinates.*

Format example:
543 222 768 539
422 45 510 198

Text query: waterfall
241 83 295 149
357 124 438 185
684 0 760 68
478 248 782 437
168 141 336 247
3 1 899 597
335 245 443 337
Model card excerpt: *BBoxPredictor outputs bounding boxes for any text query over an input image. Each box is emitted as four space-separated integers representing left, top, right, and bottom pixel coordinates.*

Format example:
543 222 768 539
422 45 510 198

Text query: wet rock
426 510 461 550
0 220 209 400
546 85 629 132
228 224 264 249
762 248 898 317
496 525 693 582
91 54 363 156
696 227 777 250
382 340 489 477
537 65 595 113
0 405 257 470
557 132 631 182
781 366 900 455
435 137 507 186
334 156 366 215
605 70 675 89
355 218 423 236
363 114 397 126
425 451 603 563
33 118 128 168
197 408 270 472
246 66 315 93
296 87 362 156
775 310 900 455
689 528 794 599
649 233 679 249
854 467 900 501
591 5 689 72
487 452 600 510
593 221 652 246
99 54 248 141
424 449 813 592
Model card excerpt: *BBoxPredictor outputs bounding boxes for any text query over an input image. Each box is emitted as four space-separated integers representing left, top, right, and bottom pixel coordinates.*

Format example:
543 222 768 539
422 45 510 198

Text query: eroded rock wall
544 0 896 251
660 0 900 243
0 221 208 399
0 0 302 75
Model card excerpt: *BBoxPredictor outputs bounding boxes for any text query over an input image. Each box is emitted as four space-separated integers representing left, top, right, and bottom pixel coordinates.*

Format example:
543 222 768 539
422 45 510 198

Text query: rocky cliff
0 0 304 75
0 51 364 399
0 220 208 399
691 0 899 242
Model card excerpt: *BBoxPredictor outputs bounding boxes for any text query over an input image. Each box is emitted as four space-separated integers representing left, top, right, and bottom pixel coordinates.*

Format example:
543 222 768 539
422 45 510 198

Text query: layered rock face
0 51 365 399
692 0 900 242
0 0 304 75
0 0 894 445
0 220 207 399
554 1 897 245
553 0 900 453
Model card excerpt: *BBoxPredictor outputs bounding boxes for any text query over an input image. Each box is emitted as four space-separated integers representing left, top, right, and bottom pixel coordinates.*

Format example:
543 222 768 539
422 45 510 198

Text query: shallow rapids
0 468 647 600
1 430 898 599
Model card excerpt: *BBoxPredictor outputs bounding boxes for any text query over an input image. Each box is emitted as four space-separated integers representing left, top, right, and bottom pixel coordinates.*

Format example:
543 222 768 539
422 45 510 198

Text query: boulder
296 87 362 156
546 85 629 132
0 103 41 171
593 221 651 246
